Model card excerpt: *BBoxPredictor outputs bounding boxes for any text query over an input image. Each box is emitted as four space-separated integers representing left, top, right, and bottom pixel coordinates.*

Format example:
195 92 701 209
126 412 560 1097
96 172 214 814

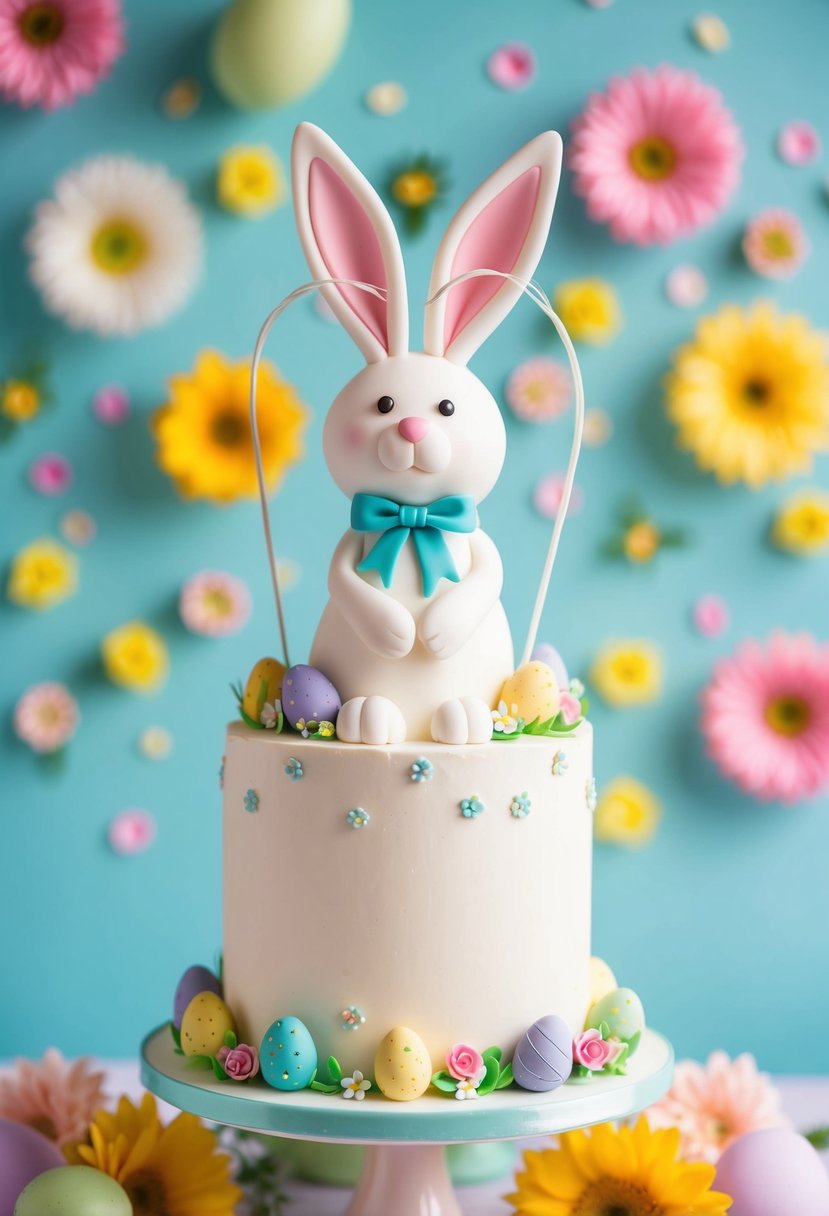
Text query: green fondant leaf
211 1056 230 1081
230 680 244 711
327 1056 343 1083
186 1055 214 1071
239 707 264 730
495 1061 514 1089
430 1071 457 1094
309 1080 341 1094
224 1030 238 1049
624 1030 642 1058
276 707 284 733
606 1043 630 1076
255 676 269 718
170 1022 182 1050
477 1055 501 1097
805 1126 829 1150
482 1046 502 1063
598 1021 610 1038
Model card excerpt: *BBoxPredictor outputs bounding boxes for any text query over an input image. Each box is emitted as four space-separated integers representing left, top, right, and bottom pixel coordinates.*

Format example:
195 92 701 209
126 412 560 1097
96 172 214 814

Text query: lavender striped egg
512 1014 573 1092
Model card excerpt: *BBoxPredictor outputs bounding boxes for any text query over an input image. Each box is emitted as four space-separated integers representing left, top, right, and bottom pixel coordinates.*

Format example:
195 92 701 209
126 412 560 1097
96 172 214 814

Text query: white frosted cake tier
222 722 593 1079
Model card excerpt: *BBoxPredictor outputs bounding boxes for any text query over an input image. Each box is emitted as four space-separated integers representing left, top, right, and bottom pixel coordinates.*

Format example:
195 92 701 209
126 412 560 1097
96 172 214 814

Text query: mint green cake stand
141 1026 673 1216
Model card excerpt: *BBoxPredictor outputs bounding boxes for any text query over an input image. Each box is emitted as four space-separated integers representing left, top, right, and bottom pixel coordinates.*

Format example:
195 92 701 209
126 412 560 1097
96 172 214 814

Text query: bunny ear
292 123 408 363
424 131 563 365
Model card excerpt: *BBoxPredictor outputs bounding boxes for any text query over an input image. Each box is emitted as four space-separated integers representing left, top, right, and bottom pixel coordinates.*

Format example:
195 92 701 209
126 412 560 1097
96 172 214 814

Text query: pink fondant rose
446 1043 486 1083
573 1029 614 1071
559 690 583 724
216 1043 259 1081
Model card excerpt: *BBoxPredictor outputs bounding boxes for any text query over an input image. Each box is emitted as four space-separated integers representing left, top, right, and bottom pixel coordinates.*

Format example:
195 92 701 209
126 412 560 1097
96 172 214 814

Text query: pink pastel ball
486 43 536 90
92 385 130 425
108 809 156 855
692 594 730 638
28 453 71 496
714 1127 829 1214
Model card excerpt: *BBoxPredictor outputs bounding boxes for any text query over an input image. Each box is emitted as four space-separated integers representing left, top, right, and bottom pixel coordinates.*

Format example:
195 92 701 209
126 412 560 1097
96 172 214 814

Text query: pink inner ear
309 157 389 351
444 165 542 352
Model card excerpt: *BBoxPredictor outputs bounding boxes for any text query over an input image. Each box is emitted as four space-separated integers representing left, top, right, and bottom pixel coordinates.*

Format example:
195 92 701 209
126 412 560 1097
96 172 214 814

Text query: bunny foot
337 696 407 745
431 697 493 745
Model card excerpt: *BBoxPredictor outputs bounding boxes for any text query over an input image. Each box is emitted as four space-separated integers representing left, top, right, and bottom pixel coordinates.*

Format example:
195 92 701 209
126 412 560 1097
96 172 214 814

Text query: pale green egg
585 986 645 1054
15 1166 131 1216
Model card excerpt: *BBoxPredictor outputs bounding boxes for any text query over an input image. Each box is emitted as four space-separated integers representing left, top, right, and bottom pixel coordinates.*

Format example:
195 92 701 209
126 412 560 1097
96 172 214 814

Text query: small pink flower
665 264 708 308
486 43 536 91
742 209 808 280
446 1043 486 1083
14 682 78 753
108 808 156 855
532 472 584 521
506 358 571 423
692 594 730 638
777 120 821 166
0 1049 106 1146
573 1028 613 1070
60 509 96 547
216 1043 259 1081
29 452 71 496
179 570 251 637
559 690 583 724
92 384 130 425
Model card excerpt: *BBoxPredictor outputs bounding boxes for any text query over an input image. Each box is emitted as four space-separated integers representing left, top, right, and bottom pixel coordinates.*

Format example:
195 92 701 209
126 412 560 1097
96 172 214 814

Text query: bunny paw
431 697 493 745
337 696 407 745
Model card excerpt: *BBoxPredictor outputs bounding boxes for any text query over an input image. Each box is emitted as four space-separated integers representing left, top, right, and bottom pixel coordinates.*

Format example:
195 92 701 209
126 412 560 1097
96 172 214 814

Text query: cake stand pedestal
141 1026 673 1216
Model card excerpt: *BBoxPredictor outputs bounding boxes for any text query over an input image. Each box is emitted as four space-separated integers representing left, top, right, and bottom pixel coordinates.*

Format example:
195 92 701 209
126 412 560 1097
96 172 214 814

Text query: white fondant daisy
491 700 518 734
455 1079 480 1100
27 155 203 337
341 1070 371 1100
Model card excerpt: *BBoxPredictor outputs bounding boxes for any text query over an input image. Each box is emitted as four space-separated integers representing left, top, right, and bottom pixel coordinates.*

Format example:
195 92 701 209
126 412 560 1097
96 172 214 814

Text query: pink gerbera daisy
13 681 78 753
0 0 124 111
0 1049 106 1146
742 208 808 279
701 632 829 804
647 1051 788 1164
569 64 744 245
505 357 571 423
179 570 251 637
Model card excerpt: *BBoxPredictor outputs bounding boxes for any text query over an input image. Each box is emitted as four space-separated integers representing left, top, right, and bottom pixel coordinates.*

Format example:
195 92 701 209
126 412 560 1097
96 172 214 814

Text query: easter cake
166 124 646 1103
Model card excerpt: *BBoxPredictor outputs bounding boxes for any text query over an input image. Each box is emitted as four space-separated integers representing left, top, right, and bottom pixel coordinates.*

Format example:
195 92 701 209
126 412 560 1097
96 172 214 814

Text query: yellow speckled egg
242 656 286 724
499 662 561 724
374 1027 432 1102
588 956 618 1017
180 992 236 1057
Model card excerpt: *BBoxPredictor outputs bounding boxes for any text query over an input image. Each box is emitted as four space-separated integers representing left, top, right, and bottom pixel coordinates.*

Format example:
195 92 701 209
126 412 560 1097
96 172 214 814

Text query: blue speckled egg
282 665 341 729
260 1015 318 1090
513 1014 573 1092
173 965 222 1029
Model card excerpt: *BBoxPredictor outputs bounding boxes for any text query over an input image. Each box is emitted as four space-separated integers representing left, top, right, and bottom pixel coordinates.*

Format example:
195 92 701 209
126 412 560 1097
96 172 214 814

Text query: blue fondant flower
552 749 568 776
341 1005 366 1030
347 807 370 829
284 756 304 781
460 795 484 819
410 756 433 782
510 791 531 818
243 788 259 814
585 777 598 813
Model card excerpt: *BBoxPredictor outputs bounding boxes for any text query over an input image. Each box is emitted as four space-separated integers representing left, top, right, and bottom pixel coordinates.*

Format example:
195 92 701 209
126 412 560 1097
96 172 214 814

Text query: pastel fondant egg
585 987 645 1049
512 1014 573 1092
14 1167 131 1216
180 991 236 1057
499 662 561 724
173 964 222 1029
587 957 618 1014
242 657 286 724
530 643 569 687
282 664 341 728
0 1118 63 1216
374 1026 432 1101
715 1127 829 1214
260 1015 317 1090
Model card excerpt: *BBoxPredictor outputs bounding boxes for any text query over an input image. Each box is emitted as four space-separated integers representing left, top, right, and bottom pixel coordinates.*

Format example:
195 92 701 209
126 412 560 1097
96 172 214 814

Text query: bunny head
291 123 563 506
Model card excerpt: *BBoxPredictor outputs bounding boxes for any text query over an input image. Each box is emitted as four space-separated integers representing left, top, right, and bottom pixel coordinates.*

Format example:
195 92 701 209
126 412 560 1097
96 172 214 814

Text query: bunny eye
377 396 395 414
438 399 455 417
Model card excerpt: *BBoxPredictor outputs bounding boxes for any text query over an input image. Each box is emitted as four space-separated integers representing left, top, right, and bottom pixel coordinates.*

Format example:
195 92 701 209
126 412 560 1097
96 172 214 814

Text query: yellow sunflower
67 1093 241 1216
665 302 829 488
153 349 307 504
506 1118 731 1216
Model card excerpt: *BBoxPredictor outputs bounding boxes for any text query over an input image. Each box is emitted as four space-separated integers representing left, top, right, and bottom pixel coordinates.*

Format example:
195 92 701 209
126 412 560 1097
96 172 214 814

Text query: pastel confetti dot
533 472 584 520
60 508 96 547
777 121 821 166
691 12 731 52
692 594 730 638
108 808 156 856
486 43 536 91
92 384 130 425
664 264 708 309
138 725 173 760
29 452 71 496
364 81 407 116
582 408 613 447
162 77 201 120
505 357 570 423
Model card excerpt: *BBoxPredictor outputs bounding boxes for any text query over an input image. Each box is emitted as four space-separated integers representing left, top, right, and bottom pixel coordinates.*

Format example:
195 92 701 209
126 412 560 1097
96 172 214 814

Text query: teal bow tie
351 492 477 598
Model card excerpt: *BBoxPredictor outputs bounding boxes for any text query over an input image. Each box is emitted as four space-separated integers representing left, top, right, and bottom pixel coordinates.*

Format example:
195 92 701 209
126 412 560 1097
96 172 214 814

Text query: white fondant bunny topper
287 122 565 745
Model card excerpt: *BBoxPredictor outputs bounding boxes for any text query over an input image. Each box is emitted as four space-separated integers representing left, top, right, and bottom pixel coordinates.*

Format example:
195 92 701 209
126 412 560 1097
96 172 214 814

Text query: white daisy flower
491 700 518 734
26 155 203 337
341 1070 371 1100
454 1079 479 1101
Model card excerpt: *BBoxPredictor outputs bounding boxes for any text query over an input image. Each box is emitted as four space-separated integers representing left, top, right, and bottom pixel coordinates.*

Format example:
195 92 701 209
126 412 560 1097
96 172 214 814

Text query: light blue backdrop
1 0 828 1072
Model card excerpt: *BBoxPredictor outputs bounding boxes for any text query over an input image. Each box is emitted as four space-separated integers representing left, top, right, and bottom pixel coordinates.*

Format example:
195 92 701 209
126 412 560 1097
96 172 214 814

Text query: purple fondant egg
512 1014 573 1092
173 964 222 1029
282 664 341 729
0 1118 63 1216
714 1127 829 1214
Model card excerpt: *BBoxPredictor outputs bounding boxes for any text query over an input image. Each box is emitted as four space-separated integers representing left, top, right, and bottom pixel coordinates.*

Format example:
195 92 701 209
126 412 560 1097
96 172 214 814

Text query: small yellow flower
772 489 829 555
594 776 661 846
554 278 621 344
217 145 285 217
2 379 41 421
392 170 438 207
7 538 77 610
623 519 661 563
102 621 169 693
590 640 663 707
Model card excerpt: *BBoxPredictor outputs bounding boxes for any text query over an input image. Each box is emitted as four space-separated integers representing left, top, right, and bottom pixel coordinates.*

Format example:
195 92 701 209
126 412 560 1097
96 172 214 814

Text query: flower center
610 655 648 685
124 1170 170 1216
624 521 660 562
2 381 40 421
573 1176 664 1215
204 587 233 616
762 228 794 259
28 1114 58 1141
629 136 677 181
392 170 438 207
211 409 246 447
91 219 149 276
742 376 772 407
19 2 64 45
765 695 811 737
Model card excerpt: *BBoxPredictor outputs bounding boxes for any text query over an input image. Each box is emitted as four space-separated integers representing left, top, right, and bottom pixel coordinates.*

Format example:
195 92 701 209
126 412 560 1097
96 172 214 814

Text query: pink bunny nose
397 416 429 443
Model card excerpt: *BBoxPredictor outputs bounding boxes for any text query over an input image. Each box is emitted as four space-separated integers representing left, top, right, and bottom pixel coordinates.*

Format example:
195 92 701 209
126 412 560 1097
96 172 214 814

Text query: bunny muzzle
377 415 451 473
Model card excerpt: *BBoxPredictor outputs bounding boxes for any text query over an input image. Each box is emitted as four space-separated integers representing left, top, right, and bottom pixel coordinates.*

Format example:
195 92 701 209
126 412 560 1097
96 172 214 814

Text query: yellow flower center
2 380 40 421
629 136 677 182
392 170 438 207
609 654 650 686
36 703 62 728
792 506 829 540
623 521 660 563
765 695 811 737
761 228 794 260
204 587 233 617
237 161 272 196
741 376 773 408
124 1170 171 1216
29 556 66 593
19 2 64 45
573 1176 663 1215
91 219 149 276
211 409 247 447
